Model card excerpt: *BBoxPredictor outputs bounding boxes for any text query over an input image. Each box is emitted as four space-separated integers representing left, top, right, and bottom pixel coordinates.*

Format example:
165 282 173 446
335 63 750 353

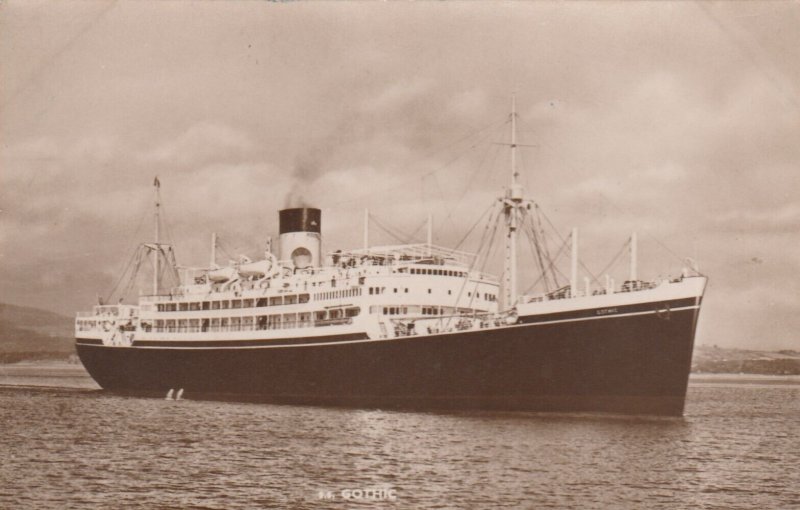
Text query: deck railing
145 317 353 334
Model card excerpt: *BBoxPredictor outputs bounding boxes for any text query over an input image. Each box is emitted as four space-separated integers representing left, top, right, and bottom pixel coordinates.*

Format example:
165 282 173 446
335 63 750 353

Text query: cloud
360 77 434 114
447 89 489 120
144 122 255 168
1 2 798 350
711 203 800 234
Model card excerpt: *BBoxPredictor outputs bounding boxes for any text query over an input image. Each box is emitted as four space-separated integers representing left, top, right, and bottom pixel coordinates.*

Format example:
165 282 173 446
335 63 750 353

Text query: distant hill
0 303 75 362
693 344 800 375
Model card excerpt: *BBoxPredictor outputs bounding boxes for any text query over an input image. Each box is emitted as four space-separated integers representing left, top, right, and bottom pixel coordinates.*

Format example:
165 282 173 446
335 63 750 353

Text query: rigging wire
159 200 177 251
594 238 633 283
119 248 145 302
369 214 422 245
156 199 184 284
458 206 502 317
405 217 430 243
589 189 687 266
537 137 688 267
102 196 150 301
325 117 509 209
480 208 503 276
539 228 568 285
163 247 180 287
523 234 571 295
436 120 509 234
422 119 508 237
482 133 506 188
578 259 601 287
517 137 532 193
157 246 173 287
473 204 501 272
523 243 567 294
107 185 183 302
453 202 495 252
104 245 142 303
215 237 237 264
444 204 501 329
539 196 635 286
370 220 407 245
503 116 571 293
521 215 553 293
531 203 601 285
533 207 560 287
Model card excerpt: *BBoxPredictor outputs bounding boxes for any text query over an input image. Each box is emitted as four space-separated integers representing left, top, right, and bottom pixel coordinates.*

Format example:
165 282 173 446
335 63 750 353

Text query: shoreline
689 373 800 386
0 361 99 390
1 360 799 389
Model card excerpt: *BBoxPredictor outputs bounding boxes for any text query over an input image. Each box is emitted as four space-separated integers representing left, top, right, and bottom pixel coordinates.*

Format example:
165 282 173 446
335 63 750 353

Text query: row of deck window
155 293 311 312
368 285 496 301
313 287 362 301
368 305 482 316
142 307 361 333
400 268 468 277
76 320 99 331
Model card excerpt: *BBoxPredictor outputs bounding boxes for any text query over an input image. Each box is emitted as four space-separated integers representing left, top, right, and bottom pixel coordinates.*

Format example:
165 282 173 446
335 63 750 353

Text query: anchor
655 303 671 320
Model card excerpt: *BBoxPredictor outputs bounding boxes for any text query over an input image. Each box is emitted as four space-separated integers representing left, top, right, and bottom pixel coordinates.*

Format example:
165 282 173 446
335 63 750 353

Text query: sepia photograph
1 1 798 508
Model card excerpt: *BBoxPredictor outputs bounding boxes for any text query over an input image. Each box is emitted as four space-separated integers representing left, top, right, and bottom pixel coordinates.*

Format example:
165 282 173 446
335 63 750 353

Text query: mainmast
363 209 369 250
210 232 217 268
427 213 433 256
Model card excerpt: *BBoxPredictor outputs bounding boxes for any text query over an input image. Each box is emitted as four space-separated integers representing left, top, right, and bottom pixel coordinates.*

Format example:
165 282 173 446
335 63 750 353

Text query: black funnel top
279 208 321 234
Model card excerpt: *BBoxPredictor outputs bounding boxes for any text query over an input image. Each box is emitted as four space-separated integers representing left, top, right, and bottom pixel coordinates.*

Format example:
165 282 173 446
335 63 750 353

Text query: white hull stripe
77 305 701 350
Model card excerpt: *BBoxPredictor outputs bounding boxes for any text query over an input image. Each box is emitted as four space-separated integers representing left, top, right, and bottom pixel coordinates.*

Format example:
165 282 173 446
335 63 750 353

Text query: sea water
0 367 798 509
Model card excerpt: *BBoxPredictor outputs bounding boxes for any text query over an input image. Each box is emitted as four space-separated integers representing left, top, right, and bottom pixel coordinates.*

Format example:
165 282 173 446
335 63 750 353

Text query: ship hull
76 297 701 416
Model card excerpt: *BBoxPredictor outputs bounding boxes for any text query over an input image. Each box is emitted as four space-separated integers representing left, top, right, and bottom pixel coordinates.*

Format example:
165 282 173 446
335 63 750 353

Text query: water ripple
0 385 798 508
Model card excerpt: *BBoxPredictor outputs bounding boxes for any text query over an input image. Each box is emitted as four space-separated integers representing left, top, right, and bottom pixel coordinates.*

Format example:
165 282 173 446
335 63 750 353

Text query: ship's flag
154 176 160 188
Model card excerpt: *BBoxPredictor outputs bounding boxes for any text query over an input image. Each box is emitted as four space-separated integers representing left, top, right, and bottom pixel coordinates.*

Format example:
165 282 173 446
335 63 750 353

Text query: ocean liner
75 101 706 415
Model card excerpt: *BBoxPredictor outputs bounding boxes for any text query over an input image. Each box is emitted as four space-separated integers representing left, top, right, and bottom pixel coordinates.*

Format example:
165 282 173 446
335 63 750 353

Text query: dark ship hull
76 294 702 416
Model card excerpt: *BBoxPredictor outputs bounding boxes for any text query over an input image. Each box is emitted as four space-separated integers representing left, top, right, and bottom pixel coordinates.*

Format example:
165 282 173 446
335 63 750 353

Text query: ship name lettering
596 307 618 315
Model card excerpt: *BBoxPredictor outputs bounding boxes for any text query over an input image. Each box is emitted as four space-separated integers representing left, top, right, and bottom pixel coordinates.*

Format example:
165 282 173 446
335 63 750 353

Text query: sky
1 1 798 350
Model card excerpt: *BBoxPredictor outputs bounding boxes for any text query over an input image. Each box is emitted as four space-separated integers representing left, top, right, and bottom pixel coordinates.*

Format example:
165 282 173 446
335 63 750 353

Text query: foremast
501 95 533 310
153 177 160 294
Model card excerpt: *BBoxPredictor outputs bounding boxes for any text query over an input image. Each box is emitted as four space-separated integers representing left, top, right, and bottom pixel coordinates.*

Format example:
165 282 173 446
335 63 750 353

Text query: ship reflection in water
0 381 797 509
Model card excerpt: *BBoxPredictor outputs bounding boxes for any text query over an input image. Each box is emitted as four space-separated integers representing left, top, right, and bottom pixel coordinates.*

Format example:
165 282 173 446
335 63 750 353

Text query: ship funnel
279 207 321 269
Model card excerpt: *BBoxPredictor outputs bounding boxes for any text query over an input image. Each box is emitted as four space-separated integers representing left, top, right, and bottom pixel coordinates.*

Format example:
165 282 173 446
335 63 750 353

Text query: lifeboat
208 266 237 283
238 260 270 278
238 253 279 279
